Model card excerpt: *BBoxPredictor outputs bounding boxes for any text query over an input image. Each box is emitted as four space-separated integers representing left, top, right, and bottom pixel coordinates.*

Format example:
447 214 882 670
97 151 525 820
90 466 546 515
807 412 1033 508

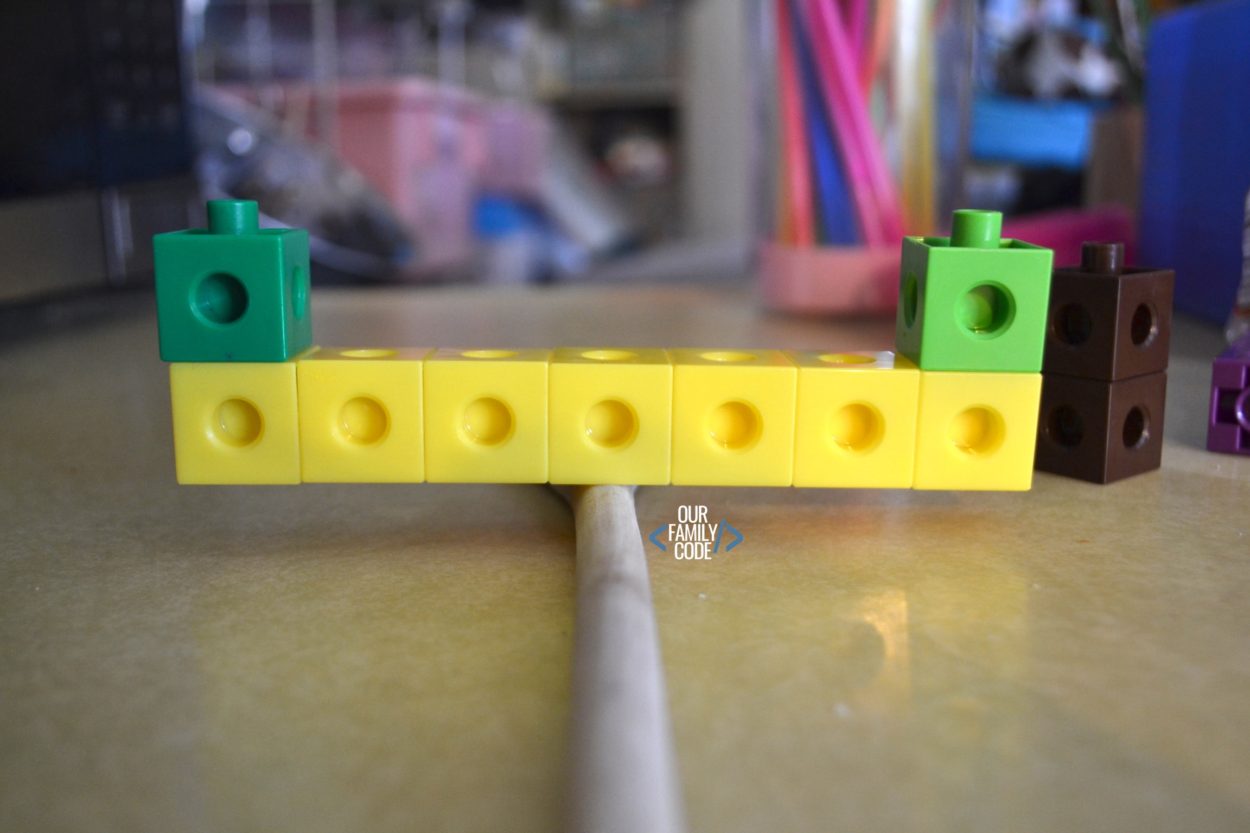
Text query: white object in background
540 129 635 257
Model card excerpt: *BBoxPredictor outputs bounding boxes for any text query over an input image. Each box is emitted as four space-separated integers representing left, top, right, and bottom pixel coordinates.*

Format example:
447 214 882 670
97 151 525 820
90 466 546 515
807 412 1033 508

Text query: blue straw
791 0 860 245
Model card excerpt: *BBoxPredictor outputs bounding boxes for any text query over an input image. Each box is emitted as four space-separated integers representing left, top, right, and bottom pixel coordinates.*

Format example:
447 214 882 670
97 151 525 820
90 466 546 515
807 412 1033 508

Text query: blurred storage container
228 78 552 276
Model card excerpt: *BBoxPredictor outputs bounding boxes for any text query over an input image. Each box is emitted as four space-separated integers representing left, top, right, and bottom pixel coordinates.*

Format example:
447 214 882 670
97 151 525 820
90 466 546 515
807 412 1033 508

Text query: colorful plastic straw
792 0 859 244
844 0 868 68
776 0 816 245
863 0 895 96
803 0 904 245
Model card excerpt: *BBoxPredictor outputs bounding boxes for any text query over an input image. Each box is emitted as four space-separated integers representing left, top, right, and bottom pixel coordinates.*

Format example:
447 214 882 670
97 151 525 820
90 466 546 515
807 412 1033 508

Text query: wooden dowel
556 485 686 833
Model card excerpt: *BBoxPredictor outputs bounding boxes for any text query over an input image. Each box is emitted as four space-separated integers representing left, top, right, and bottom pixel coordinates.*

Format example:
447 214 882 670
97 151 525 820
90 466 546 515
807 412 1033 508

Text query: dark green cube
894 210 1053 372
154 200 312 362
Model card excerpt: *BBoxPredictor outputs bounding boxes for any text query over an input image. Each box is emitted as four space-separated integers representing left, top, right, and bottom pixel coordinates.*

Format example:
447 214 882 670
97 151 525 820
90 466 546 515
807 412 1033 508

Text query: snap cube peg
297 347 431 482
895 209 1054 372
1036 371 1167 482
789 351 920 488
154 199 313 362
670 350 797 486
548 348 672 485
1043 242 1174 381
913 371 1042 490
1206 335 1250 455
169 361 301 484
424 349 550 483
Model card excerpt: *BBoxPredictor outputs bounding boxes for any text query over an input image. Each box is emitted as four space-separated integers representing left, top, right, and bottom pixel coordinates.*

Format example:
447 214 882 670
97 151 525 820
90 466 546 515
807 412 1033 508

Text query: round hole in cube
949 406 1005 455
339 348 397 359
1130 303 1157 348
1046 405 1084 448
1235 389 1250 432
194 272 249 325
902 273 919 328
292 266 309 321
339 396 389 445
957 284 1014 338
707 401 761 451
1054 303 1093 347
584 399 637 449
829 403 883 453
461 350 517 359
1122 406 1150 450
462 397 513 446
211 398 263 447
581 349 638 362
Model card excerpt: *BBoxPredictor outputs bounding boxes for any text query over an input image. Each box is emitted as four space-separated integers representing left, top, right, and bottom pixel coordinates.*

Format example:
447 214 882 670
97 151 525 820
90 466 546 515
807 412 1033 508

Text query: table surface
2 284 1248 833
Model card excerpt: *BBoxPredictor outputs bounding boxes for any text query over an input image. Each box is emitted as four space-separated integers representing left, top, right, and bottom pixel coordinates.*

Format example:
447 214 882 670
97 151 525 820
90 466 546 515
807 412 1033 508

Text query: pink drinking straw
844 0 868 65
800 0 884 244
804 0 903 245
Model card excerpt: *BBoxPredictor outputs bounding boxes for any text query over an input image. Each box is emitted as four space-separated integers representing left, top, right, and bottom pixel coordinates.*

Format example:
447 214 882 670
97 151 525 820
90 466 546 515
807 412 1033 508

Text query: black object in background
0 0 199 309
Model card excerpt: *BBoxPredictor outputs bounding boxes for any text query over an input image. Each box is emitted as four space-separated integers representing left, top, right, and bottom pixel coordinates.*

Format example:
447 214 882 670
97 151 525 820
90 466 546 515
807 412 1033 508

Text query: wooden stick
554 485 686 833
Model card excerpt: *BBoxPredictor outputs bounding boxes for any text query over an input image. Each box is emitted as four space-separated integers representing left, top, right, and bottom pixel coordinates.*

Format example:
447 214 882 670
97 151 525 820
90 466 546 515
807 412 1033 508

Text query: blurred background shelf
3 0 1245 331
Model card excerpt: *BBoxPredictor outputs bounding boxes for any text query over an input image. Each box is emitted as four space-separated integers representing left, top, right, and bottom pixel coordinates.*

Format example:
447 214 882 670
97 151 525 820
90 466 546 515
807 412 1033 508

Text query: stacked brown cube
1035 242 1175 483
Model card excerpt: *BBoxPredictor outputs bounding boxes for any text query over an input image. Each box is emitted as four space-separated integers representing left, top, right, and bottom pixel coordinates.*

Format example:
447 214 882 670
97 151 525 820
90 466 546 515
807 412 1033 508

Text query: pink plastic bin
229 78 490 273
479 102 551 197
330 79 487 272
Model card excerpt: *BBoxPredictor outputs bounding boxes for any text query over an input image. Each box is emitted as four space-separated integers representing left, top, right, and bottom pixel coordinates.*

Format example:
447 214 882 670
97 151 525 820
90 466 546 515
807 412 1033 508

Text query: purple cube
1208 336 1250 454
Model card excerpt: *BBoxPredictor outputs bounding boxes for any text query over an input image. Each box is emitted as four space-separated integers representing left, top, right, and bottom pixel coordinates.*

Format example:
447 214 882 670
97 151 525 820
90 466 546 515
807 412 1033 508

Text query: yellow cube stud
296 347 431 482
670 349 797 486
789 351 920 488
424 348 550 483
913 371 1042 490
549 348 672 485
169 362 300 484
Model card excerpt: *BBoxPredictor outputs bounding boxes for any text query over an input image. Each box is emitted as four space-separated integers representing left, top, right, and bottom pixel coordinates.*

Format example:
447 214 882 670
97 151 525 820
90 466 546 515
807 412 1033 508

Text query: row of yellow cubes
169 347 1042 490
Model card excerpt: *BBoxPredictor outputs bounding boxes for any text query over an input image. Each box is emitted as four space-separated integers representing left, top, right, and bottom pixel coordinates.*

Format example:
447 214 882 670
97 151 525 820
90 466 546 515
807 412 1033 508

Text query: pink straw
803 0 903 245
844 0 868 64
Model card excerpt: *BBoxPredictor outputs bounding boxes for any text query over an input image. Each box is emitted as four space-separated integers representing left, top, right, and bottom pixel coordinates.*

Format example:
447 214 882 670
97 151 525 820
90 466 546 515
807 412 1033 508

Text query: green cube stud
894 209 1053 372
154 200 313 362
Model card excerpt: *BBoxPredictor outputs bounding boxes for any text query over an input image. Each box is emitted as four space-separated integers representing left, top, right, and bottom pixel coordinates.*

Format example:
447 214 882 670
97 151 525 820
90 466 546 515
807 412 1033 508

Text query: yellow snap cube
424 348 550 483
913 371 1042 490
670 349 797 486
789 351 920 488
169 362 300 484
549 348 672 485
296 347 431 482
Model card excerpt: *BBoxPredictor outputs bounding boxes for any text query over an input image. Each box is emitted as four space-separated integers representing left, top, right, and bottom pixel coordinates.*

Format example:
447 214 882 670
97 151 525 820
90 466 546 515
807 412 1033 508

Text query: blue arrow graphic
715 521 744 553
648 524 668 552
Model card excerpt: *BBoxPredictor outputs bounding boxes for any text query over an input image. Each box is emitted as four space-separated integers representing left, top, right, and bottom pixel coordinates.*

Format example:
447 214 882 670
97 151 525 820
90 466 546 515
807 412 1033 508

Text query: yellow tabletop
2 284 1248 832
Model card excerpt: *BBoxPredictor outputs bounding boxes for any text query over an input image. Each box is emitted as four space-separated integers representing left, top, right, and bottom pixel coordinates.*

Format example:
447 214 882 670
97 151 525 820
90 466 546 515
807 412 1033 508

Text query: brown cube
1043 242 1174 381
1036 371 1167 483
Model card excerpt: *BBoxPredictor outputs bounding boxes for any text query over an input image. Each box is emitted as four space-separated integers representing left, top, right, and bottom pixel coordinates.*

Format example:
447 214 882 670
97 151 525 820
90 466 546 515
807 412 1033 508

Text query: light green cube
895 210 1053 372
